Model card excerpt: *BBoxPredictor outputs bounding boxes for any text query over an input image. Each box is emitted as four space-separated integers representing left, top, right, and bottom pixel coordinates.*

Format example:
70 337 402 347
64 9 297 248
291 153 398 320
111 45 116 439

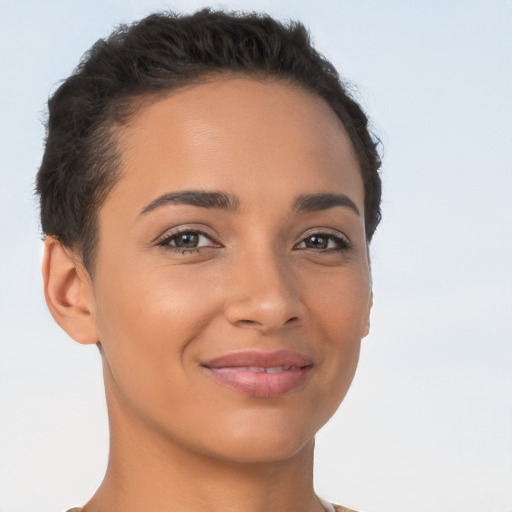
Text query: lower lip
203 366 313 398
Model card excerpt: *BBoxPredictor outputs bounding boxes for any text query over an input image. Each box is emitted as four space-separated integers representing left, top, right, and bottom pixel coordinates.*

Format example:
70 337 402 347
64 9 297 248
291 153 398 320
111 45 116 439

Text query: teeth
266 366 284 373
247 366 266 372
244 365 295 373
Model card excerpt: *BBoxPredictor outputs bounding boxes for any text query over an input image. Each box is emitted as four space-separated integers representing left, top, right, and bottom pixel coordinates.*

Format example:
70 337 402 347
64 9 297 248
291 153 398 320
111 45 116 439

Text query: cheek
94 251 222 340
308 267 370 391
92 260 245 427
91 260 226 428
307 261 371 335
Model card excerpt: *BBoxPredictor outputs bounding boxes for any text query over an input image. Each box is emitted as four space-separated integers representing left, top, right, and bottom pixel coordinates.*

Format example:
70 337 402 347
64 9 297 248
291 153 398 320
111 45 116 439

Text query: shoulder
66 505 358 512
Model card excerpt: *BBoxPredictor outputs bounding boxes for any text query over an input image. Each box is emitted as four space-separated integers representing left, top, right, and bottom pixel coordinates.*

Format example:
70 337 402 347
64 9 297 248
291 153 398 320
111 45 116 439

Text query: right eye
156 229 220 253
294 231 352 253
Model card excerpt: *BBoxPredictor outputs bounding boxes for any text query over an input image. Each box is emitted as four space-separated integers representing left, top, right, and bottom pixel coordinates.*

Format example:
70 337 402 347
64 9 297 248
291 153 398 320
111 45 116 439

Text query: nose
223 250 306 334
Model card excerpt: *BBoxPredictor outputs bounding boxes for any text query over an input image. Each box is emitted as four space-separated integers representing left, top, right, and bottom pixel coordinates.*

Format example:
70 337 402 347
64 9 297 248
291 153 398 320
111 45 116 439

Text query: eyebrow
139 190 240 216
138 190 359 217
293 193 360 216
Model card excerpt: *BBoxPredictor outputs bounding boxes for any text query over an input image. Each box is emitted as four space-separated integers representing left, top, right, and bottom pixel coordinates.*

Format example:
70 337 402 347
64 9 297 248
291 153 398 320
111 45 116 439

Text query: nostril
224 291 305 332
238 319 258 326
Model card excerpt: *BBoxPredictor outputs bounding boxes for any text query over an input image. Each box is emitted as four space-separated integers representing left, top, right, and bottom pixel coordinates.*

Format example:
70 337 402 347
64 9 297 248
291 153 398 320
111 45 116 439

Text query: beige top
330 504 359 512
66 505 358 512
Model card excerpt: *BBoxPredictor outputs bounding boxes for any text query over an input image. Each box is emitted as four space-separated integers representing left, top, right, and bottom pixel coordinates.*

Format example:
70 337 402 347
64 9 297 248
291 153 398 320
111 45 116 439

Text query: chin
210 433 315 465
192 410 323 464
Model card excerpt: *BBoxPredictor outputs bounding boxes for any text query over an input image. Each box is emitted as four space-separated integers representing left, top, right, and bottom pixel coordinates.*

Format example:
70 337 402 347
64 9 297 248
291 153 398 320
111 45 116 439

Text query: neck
84 371 326 512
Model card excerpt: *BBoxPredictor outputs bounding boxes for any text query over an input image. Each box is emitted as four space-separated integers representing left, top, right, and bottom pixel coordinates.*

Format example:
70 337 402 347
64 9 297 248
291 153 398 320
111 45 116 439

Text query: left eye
295 233 350 251
157 230 216 250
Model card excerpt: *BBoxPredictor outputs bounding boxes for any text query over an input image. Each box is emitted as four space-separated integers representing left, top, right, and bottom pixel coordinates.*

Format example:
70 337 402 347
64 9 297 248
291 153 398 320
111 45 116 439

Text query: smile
201 350 314 398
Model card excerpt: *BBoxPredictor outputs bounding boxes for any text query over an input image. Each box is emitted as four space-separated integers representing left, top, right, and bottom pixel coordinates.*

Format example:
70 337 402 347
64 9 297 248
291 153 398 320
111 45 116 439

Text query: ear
42 236 99 345
361 291 373 339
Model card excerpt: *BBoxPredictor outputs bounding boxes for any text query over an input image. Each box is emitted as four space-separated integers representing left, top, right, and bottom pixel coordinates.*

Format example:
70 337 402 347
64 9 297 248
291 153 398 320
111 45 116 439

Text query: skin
43 77 372 512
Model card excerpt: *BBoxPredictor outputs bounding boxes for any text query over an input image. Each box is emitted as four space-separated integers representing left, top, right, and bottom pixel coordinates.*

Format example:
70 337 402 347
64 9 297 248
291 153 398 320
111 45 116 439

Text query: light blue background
0 1 511 511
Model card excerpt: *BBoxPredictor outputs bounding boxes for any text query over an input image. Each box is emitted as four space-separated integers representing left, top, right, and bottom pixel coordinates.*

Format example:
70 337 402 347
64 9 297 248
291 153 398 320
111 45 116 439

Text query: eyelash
295 232 352 252
156 229 352 254
156 229 220 254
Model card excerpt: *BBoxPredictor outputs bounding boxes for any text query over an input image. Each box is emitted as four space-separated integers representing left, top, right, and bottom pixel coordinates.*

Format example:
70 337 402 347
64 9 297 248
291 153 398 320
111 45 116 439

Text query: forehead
107 77 364 216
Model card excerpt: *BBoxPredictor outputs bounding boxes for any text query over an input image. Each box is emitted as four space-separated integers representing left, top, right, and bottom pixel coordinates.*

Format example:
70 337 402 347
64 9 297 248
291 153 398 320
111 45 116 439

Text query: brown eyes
171 232 208 249
156 229 221 252
295 234 351 251
156 229 352 254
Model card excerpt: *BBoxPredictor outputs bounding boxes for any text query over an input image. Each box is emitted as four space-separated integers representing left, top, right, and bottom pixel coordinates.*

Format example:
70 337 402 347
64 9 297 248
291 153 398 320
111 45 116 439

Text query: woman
37 9 381 512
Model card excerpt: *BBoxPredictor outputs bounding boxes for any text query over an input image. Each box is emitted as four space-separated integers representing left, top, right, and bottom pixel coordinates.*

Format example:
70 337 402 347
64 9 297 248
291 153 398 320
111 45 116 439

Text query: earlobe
42 236 99 345
362 292 373 339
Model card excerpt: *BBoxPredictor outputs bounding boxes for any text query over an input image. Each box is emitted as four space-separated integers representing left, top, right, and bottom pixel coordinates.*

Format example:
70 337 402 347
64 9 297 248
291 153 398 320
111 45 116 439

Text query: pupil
307 235 327 249
177 233 198 248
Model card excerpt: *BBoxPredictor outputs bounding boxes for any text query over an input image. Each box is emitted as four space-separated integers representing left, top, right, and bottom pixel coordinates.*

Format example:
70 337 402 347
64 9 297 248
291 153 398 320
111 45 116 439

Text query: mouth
201 350 314 398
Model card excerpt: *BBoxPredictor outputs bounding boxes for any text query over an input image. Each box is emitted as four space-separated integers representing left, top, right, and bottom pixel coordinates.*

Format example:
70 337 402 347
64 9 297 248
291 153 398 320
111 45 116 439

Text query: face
89 77 371 463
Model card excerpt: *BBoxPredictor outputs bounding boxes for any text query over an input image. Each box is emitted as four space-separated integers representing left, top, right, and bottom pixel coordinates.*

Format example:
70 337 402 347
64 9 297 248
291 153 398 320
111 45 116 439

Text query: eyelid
155 227 221 249
300 227 351 242
152 223 216 243
294 228 353 251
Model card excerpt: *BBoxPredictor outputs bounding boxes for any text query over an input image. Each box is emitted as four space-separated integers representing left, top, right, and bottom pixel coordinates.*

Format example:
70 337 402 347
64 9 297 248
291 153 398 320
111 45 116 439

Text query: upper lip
201 350 313 369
